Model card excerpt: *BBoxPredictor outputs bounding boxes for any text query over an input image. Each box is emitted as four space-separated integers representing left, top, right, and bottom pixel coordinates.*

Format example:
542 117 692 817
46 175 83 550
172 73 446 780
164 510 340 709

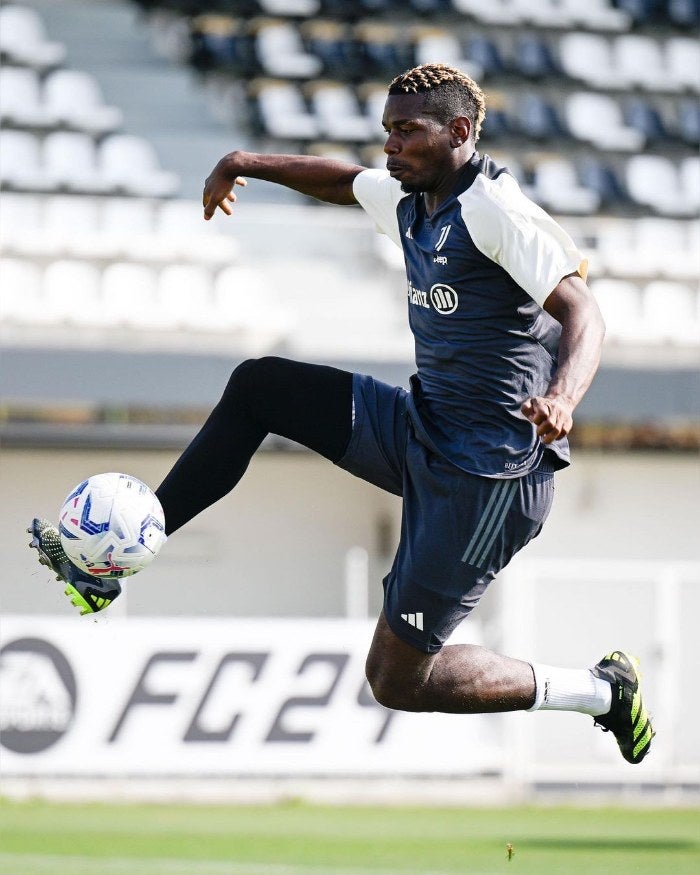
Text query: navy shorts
336 373 555 653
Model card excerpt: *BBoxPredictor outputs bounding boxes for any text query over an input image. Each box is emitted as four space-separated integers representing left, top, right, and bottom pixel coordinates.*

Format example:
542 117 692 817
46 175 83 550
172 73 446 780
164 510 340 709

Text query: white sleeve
352 168 405 248
459 173 588 307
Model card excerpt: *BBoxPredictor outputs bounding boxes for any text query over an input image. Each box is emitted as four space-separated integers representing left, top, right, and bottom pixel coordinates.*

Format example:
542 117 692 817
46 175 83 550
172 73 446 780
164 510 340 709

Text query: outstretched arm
203 150 367 220
521 273 605 444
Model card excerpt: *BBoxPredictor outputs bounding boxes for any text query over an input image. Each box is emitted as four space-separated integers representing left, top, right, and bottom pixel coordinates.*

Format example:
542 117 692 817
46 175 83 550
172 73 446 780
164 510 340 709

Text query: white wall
1 447 698 617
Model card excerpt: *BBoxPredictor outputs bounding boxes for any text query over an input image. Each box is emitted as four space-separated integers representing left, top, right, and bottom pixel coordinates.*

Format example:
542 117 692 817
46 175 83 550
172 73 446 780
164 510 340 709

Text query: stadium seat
251 79 320 140
300 20 365 81
558 33 620 90
590 278 647 344
157 264 220 331
258 0 321 14
642 281 699 345
666 38 700 92
43 131 112 195
307 81 375 142
559 0 631 29
625 155 697 216
578 158 628 208
0 4 65 70
0 130 57 193
451 0 526 23
516 93 568 141
565 93 644 151
42 195 110 259
465 35 507 78
213 264 297 347
358 82 392 140
624 98 671 143
98 134 180 197
412 28 483 80
354 22 415 78
531 157 601 214
43 70 123 136
0 193 43 255
154 199 240 266
614 35 675 93
42 259 103 327
189 15 258 76
101 261 171 330
253 19 323 79
0 67 56 130
677 100 700 147
0 257 43 323
668 0 700 26
599 217 698 279
615 0 666 23
508 0 572 26
679 157 700 212
514 35 560 80
100 198 157 260
478 90 512 139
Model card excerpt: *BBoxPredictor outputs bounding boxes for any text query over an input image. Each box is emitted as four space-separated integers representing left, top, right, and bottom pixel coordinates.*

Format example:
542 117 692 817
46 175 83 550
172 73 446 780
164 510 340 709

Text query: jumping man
30 63 654 765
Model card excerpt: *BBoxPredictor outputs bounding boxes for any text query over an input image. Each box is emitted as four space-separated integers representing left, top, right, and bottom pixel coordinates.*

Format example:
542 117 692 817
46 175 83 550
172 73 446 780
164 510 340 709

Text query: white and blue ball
59 472 166 578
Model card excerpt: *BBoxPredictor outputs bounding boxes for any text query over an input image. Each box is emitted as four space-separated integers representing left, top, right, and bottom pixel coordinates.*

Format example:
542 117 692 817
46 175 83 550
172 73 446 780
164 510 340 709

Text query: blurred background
0 0 699 815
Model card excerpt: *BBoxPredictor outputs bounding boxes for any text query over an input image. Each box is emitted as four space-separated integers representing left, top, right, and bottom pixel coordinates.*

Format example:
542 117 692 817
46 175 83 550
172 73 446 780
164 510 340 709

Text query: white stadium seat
98 135 179 197
0 67 57 129
590 278 647 344
0 257 43 323
614 35 675 93
558 34 620 90
214 265 297 347
565 93 644 151
0 130 57 192
601 218 700 281
642 281 699 345
157 264 219 331
43 131 112 194
559 0 630 30
413 29 483 78
154 199 240 266
679 157 700 212
101 261 170 330
42 195 113 259
258 0 321 14
626 155 698 217
0 4 65 70
532 157 600 215
0 193 43 256
666 37 700 92
254 20 323 79
42 259 102 326
43 69 123 136
451 0 521 24
308 82 375 142
254 80 320 140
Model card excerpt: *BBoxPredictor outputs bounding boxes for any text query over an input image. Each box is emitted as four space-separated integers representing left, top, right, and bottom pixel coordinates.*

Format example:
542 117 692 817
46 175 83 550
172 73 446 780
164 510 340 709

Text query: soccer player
30 63 653 764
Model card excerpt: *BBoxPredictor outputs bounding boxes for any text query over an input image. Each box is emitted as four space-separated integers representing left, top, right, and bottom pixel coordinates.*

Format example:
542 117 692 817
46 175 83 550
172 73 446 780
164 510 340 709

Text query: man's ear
449 116 471 148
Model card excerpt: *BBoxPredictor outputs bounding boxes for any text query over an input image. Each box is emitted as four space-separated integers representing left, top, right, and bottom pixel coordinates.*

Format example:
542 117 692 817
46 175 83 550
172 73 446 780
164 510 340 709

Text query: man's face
381 93 454 194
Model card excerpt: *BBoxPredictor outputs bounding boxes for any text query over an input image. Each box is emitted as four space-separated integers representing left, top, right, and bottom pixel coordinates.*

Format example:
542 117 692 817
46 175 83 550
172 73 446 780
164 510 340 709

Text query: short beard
400 181 423 194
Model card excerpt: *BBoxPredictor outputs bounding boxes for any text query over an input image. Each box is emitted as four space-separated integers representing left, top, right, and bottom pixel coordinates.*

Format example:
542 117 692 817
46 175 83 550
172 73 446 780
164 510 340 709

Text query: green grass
0 799 698 875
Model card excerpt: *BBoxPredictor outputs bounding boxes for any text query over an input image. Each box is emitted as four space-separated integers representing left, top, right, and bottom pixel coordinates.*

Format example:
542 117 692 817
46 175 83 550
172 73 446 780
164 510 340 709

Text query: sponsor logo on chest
407 280 459 315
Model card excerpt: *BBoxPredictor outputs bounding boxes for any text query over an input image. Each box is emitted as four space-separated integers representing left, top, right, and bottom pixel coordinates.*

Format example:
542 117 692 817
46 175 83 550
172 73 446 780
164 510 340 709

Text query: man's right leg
30 357 354 611
156 356 353 534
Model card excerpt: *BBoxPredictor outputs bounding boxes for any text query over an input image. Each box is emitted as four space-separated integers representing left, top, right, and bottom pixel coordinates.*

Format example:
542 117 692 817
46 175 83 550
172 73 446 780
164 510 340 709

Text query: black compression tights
156 357 353 535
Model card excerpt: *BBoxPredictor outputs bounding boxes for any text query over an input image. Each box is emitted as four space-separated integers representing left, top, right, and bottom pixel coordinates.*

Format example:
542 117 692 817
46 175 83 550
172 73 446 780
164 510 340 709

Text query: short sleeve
459 173 587 306
352 169 405 248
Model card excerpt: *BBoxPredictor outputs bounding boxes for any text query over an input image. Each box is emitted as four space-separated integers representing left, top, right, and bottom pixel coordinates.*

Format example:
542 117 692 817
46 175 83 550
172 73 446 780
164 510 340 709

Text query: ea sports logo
0 637 77 753
429 283 458 315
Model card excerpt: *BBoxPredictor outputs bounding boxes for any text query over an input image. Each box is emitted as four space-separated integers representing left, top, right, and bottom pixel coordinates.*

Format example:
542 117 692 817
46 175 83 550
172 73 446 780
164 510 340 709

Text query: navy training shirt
353 152 588 478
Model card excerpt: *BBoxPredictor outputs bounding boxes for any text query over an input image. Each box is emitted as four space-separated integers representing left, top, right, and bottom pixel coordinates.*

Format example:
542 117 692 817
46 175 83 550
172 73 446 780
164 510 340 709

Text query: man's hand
203 155 248 220
521 395 573 444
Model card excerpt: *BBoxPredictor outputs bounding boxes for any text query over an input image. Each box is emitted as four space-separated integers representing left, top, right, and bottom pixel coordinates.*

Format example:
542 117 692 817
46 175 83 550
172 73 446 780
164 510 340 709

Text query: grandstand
0 0 699 804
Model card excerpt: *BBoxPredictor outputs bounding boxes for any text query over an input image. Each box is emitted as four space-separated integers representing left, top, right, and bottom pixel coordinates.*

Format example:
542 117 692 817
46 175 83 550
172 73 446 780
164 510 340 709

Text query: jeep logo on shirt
429 284 458 315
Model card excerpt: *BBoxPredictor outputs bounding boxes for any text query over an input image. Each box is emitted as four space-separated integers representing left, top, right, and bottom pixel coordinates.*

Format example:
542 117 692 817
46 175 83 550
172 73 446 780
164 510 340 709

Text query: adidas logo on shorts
401 612 423 630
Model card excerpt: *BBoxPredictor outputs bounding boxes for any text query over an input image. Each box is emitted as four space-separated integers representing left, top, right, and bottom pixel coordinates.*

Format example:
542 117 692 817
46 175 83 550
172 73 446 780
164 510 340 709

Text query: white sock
528 663 612 716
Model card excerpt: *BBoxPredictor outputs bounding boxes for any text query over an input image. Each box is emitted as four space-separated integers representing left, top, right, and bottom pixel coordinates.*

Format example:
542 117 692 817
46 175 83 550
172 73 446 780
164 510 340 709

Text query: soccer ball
58 472 166 578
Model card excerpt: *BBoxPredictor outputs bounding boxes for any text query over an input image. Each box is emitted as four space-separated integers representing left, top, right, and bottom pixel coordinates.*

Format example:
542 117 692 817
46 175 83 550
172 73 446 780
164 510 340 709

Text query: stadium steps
27 0 298 202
